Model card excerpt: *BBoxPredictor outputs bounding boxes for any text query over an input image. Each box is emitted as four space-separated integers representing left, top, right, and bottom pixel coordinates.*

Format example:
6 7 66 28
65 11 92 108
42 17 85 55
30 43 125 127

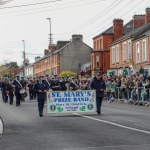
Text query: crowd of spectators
103 66 150 106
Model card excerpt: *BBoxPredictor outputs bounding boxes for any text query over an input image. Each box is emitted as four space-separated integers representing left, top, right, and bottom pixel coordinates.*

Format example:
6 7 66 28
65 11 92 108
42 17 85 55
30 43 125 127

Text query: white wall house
25 64 34 78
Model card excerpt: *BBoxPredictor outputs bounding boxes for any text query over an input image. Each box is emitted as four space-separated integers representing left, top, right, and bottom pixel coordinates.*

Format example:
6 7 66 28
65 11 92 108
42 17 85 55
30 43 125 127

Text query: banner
47 90 96 113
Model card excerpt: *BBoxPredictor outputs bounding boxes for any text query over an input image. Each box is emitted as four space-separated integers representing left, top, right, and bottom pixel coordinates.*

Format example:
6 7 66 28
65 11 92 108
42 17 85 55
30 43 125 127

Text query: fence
104 87 150 107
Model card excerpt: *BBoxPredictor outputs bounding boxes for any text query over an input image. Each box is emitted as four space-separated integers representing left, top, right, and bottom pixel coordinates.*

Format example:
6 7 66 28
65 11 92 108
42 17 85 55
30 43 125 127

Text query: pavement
0 96 150 150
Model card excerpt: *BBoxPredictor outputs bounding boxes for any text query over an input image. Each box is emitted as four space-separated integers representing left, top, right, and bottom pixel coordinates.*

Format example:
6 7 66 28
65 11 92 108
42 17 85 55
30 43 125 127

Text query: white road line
73 113 150 135
69 144 150 150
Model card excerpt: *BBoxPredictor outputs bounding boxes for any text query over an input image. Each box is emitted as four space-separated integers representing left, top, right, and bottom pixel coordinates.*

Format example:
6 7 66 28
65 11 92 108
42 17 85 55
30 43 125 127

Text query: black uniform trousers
37 98 45 115
96 97 103 111
9 93 14 104
15 91 21 106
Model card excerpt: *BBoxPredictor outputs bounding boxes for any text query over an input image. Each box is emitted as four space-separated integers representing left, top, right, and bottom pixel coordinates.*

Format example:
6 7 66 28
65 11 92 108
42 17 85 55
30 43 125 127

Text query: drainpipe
131 40 134 69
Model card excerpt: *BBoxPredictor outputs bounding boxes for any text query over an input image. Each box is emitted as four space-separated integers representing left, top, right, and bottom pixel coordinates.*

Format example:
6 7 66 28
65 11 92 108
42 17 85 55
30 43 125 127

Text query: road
0 96 150 150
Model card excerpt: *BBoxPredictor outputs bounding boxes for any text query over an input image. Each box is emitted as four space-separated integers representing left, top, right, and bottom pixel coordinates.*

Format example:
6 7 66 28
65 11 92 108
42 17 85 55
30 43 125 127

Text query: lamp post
22 40 26 78
47 18 52 76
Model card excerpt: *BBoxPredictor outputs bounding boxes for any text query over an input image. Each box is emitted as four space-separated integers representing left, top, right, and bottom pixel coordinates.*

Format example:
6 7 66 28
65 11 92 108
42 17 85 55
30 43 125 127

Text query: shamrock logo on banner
57 107 63 112
80 106 86 111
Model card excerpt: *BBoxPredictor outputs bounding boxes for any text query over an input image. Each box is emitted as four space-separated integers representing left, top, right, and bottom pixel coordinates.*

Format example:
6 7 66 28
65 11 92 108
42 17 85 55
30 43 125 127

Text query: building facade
92 17 133 76
33 35 93 76
109 8 150 75
25 64 34 78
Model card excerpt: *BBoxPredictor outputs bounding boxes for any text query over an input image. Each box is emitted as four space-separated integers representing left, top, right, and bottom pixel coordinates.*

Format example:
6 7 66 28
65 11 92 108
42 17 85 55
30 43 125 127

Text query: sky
0 0 150 66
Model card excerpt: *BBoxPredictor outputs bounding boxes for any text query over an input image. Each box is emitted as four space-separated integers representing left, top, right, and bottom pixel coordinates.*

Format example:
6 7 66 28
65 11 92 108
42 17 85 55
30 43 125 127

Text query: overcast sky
0 0 150 66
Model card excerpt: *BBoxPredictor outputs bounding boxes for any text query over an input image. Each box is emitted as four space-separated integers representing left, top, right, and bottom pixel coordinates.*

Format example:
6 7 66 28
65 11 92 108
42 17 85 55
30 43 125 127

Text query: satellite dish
0 117 4 139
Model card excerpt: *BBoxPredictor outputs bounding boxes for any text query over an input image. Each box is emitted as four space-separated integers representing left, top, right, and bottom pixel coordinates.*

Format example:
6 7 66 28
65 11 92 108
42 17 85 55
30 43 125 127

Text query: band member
33 75 49 117
8 79 14 105
12 75 22 106
32 77 37 100
27 79 34 100
51 74 61 91
60 76 66 91
70 77 79 91
20 76 27 102
1 78 5 102
90 73 106 115
44 74 51 90
2 78 9 103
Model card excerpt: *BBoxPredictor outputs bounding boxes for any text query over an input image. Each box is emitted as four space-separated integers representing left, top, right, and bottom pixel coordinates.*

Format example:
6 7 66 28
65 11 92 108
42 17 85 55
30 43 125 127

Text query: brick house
109 8 150 75
91 18 133 76
33 35 92 76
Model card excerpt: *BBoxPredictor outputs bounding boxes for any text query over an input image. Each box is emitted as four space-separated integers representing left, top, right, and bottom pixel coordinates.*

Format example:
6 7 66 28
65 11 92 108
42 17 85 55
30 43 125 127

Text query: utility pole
22 40 26 78
47 18 52 76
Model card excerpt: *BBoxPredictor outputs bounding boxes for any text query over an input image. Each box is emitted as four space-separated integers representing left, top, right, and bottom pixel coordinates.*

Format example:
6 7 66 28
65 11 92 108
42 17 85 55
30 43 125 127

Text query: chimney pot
113 19 124 41
145 7 150 23
133 14 145 29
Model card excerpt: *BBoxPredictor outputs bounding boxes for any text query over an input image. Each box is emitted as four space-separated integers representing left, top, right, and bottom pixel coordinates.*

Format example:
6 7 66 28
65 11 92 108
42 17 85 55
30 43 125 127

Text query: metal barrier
114 87 150 107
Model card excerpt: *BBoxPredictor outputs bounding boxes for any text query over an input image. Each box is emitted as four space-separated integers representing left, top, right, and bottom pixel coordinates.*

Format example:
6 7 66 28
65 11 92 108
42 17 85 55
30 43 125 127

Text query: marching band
0 74 91 116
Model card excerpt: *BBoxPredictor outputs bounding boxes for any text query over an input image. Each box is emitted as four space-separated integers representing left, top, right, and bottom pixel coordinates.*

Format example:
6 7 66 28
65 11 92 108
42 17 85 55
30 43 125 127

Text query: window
136 42 140 63
92 55 94 69
128 41 131 60
100 39 102 49
142 40 146 62
97 40 99 50
94 41 96 50
96 55 99 69
112 47 115 64
116 45 119 63
123 43 126 61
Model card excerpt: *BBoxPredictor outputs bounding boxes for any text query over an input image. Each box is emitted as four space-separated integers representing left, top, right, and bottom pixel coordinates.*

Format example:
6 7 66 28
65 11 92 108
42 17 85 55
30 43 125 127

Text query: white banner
47 90 96 113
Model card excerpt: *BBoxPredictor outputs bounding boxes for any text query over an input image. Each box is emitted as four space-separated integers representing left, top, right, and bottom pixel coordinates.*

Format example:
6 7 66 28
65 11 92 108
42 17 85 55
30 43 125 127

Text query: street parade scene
1 0 150 150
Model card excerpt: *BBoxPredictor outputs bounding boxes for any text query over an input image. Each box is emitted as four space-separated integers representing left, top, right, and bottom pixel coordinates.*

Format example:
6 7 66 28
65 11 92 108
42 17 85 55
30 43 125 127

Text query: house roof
34 39 93 64
53 42 71 55
133 28 150 40
110 21 150 45
93 20 133 39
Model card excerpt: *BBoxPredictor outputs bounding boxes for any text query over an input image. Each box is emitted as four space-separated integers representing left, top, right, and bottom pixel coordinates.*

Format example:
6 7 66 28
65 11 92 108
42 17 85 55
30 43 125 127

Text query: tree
59 71 77 77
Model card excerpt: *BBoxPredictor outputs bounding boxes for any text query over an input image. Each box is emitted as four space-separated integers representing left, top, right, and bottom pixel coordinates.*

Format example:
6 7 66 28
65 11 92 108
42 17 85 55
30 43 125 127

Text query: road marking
69 144 150 149
73 113 150 135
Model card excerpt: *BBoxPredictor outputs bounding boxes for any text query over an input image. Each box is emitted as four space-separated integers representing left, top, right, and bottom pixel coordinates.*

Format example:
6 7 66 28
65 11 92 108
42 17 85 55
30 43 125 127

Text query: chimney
113 19 124 41
44 49 49 56
35 56 41 62
57 41 70 49
133 15 145 29
145 7 150 23
48 44 57 52
72 35 83 42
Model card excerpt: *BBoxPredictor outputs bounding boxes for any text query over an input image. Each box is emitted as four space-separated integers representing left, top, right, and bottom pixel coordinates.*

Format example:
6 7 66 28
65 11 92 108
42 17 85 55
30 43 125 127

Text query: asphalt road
0 96 150 150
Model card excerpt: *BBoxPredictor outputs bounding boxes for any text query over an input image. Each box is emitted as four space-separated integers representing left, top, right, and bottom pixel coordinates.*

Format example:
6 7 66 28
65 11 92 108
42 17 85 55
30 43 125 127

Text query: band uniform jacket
33 81 49 100
90 77 106 97
51 79 61 91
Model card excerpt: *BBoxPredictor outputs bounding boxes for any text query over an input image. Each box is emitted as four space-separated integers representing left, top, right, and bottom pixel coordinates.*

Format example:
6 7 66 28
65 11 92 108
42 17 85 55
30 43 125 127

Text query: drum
19 89 28 99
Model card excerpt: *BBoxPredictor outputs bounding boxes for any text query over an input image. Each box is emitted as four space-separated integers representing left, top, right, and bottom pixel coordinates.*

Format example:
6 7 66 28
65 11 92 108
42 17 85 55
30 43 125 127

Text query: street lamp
22 40 26 78
47 18 52 76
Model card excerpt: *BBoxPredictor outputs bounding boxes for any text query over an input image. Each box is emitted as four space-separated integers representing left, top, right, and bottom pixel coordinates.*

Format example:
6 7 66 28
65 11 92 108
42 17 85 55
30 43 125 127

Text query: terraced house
109 8 150 75
91 17 133 76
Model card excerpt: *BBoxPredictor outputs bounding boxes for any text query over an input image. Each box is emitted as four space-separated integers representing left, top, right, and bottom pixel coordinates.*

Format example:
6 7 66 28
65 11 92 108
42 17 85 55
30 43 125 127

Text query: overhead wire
53 0 123 35
0 0 104 18
84 0 144 40
0 0 63 9
0 0 103 15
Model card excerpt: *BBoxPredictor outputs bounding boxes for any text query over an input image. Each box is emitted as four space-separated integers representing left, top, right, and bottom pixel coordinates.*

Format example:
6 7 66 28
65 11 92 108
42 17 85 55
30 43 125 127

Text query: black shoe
39 114 43 117
97 110 101 115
